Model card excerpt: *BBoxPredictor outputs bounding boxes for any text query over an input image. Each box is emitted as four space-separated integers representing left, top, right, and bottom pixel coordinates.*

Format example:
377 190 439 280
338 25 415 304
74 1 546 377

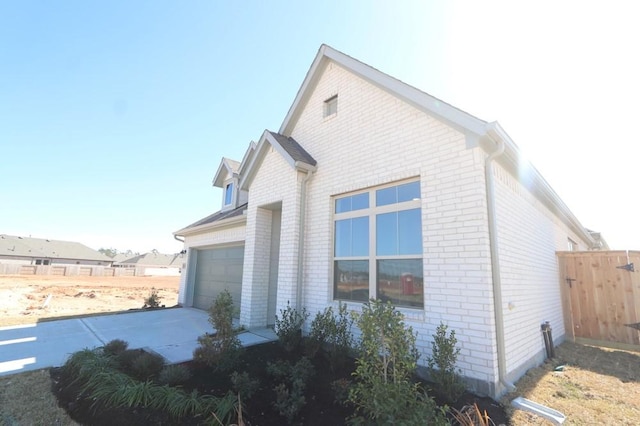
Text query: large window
333 180 423 308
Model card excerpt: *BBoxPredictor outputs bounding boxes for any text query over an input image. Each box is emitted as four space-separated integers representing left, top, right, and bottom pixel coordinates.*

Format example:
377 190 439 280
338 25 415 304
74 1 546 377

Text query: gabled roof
239 130 316 190
280 44 488 138
273 44 597 247
212 157 241 188
116 252 182 267
173 203 248 237
0 235 112 262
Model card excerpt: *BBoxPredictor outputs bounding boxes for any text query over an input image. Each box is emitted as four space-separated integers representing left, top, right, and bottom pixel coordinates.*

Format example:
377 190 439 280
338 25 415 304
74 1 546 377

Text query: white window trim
332 178 423 308
323 94 338 118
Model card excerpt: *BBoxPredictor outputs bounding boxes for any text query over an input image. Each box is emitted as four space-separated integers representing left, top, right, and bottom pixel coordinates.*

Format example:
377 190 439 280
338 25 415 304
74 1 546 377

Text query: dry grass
0 369 78 426
501 341 640 425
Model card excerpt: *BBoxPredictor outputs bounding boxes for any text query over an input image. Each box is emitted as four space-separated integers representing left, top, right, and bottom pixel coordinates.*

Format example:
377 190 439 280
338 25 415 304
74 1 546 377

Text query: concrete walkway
0 307 277 377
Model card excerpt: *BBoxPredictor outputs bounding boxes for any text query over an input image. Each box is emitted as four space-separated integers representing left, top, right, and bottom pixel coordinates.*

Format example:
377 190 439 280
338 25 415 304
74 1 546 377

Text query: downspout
484 128 516 394
174 235 185 243
296 168 314 310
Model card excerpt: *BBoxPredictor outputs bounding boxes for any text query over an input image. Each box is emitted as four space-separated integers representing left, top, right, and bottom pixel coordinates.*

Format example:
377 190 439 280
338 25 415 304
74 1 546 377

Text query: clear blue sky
2 1 638 253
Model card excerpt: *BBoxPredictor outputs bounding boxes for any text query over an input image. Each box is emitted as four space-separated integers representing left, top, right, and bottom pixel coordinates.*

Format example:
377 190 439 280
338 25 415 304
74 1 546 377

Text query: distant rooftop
0 234 112 262
115 251 183 267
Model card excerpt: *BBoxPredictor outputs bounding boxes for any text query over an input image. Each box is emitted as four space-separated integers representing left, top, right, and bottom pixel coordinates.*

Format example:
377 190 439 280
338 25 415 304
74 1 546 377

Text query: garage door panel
193 246 244 314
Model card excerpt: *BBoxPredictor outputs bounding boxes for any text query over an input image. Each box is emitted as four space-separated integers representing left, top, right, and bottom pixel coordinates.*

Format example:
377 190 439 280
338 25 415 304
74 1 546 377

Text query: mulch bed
50 341 508 425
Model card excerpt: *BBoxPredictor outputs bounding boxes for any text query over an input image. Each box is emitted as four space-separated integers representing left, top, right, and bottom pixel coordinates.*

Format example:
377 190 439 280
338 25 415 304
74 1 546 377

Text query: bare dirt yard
0 274 180 327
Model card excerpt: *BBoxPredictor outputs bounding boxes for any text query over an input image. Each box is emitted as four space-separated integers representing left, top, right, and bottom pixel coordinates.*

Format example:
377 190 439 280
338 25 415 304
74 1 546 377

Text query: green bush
348 299 448 425
143 287 162 308
194 290 243 372
61 346 237 423
230 371 260 400
157 364 191 386
116 349 144 374
266 357 315 422
130 351 165 381
274 301 308 352
207 289 236 339
330 378 352 407
306 302 354 370
428 322 466 403
103 339 128 356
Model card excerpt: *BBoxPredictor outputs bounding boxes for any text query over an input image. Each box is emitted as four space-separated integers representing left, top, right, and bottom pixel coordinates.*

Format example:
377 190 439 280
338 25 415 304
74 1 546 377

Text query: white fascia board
239 132 270 190
238 141 257 175
173 214 246 238
264 131 296 168
212 158 234 188
279 45 329 135
239 131 306 190
485 121 596 247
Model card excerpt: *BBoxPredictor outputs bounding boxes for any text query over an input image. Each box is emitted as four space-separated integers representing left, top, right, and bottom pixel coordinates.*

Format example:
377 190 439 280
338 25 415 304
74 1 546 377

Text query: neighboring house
114 252 183 276
0 234 113 266
174 45 606 398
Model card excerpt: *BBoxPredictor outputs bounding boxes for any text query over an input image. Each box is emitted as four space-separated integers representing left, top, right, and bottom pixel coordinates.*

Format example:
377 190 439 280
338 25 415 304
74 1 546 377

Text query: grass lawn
501 341 640 424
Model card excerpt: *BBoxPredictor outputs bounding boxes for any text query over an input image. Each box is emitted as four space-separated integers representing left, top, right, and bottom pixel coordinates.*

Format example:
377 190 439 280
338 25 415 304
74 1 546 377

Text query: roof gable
279 44 488 138
212 157 241 188
239 130 316 190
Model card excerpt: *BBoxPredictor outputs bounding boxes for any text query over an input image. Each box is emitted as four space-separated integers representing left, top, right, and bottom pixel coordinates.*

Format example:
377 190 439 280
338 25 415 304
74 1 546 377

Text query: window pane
334 260 369 302
335 197 351 213
336 193 369 213
334 219 351 257
377 259 423 308
351 193 369 210
336 217 369 257
376 212 397 255
398 208 422 255
351 216 369 256
376 186 396 206
398 181 420 202
224 183 233 205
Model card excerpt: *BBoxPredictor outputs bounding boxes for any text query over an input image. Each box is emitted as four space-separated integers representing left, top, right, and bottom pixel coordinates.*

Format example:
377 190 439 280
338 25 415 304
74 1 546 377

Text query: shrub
230 371 260 401
194 290 242 372
330 378 351 407
103 339 128 357
349 299 447 425
158 364 192 386
428 322 466 403
130 351 165 381
207 289 236 339
61 346 237 424
306 302 354 370
116 349 144 374
266 357 315 422
274 301 308 352
143 288 162 308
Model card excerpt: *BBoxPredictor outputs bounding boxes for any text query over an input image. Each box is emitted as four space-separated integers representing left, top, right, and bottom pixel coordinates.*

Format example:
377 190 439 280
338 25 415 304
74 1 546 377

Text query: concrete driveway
0 307 276 377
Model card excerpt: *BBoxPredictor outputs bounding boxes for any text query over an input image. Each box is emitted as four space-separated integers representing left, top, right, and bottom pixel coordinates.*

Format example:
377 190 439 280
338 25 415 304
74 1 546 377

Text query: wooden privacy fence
0 264 140 277
557 250 640 349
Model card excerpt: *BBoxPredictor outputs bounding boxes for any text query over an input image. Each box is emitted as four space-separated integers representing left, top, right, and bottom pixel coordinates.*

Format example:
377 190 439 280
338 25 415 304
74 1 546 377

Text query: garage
192 245 244 314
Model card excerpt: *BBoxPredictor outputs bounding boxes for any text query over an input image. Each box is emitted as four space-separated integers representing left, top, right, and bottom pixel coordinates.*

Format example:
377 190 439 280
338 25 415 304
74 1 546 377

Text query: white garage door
193 245 244 314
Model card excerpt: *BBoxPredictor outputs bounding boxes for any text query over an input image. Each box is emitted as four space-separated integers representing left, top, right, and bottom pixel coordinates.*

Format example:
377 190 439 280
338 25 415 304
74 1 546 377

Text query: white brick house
174 45 605 398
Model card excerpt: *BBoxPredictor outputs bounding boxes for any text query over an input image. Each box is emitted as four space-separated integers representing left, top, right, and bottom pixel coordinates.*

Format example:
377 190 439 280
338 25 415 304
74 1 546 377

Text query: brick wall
241 148 302 327
288 61 498 391
493 163 591 382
